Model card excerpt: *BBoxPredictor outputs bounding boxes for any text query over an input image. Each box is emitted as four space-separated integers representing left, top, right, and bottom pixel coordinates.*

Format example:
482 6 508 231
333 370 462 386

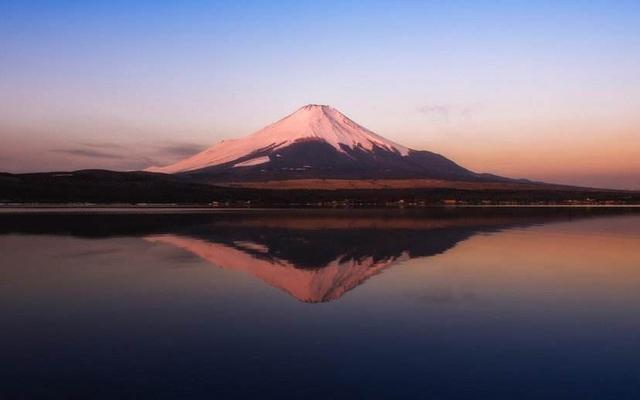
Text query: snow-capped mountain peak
146 104 409 174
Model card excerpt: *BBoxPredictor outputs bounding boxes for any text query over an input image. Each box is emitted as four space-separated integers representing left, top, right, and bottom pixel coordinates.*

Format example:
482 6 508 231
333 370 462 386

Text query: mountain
145 104 499 183
3 106 635 204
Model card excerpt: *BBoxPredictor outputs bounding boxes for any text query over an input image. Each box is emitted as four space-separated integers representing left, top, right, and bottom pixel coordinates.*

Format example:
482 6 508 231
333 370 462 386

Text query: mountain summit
146 104 493 183
147 104 409 174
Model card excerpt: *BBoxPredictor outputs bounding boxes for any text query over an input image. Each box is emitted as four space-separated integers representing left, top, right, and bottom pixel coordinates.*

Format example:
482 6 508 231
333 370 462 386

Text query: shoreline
2 204 640 214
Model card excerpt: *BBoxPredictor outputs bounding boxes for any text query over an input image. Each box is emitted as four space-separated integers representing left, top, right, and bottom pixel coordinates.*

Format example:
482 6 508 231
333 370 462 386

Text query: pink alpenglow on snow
145 105 409 174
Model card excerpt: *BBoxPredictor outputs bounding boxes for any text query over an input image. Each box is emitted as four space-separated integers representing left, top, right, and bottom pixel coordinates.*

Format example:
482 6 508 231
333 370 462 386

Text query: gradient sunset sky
1 1 638 189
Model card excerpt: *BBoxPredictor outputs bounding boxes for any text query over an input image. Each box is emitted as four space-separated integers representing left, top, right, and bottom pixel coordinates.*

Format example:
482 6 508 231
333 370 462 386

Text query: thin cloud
51 148 125 159
156 143 206 158
46 141 208 170
417 103 478 122
417 104 452 121
78 142 126 150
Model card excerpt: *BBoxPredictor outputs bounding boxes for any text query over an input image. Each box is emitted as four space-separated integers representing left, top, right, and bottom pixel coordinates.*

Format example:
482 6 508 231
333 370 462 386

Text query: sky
1 0 639 189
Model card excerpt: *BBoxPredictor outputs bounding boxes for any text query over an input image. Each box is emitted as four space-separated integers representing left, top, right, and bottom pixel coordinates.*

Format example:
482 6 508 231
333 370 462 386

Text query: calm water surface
1 208 640 399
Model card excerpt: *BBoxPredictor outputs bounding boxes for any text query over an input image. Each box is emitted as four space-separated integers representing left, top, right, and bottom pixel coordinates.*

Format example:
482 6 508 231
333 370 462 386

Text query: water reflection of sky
1 209 640 399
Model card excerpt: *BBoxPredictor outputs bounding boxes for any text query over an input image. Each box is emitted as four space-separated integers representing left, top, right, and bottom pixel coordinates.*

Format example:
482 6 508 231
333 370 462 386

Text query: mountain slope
146 104 409 174
145 104 491 182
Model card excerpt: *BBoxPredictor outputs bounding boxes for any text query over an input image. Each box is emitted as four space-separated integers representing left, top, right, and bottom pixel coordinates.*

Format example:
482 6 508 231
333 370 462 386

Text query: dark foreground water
1 207 640 399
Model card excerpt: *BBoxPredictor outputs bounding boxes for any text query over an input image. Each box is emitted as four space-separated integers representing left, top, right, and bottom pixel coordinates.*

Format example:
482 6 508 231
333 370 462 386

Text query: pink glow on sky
0 2 638 189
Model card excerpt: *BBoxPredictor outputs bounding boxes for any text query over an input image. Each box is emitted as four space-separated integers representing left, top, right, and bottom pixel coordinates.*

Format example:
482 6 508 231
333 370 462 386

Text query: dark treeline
1 170 638 205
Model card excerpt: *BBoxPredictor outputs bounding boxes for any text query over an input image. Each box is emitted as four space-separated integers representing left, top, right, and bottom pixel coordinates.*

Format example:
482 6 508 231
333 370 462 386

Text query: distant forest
1 170 638 206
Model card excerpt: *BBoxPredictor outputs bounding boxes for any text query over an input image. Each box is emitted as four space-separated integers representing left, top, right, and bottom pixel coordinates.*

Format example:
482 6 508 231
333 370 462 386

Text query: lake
1 207 640 399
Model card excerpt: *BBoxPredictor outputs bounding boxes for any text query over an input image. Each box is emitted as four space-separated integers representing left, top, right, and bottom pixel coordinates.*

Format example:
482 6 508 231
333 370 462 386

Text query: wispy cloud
155 143 206 158
51 148 125 159
48 141 206 170
78 142 126 150
417 103 477 122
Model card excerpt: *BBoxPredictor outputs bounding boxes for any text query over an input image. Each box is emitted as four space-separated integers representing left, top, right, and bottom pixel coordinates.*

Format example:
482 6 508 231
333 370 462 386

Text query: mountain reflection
3 208 636 302
144 215 498 302
147 234 407 302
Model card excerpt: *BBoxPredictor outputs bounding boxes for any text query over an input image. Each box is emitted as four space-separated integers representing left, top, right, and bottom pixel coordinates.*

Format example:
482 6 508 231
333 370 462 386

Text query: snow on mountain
146 104 409 174
232 156 270 168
